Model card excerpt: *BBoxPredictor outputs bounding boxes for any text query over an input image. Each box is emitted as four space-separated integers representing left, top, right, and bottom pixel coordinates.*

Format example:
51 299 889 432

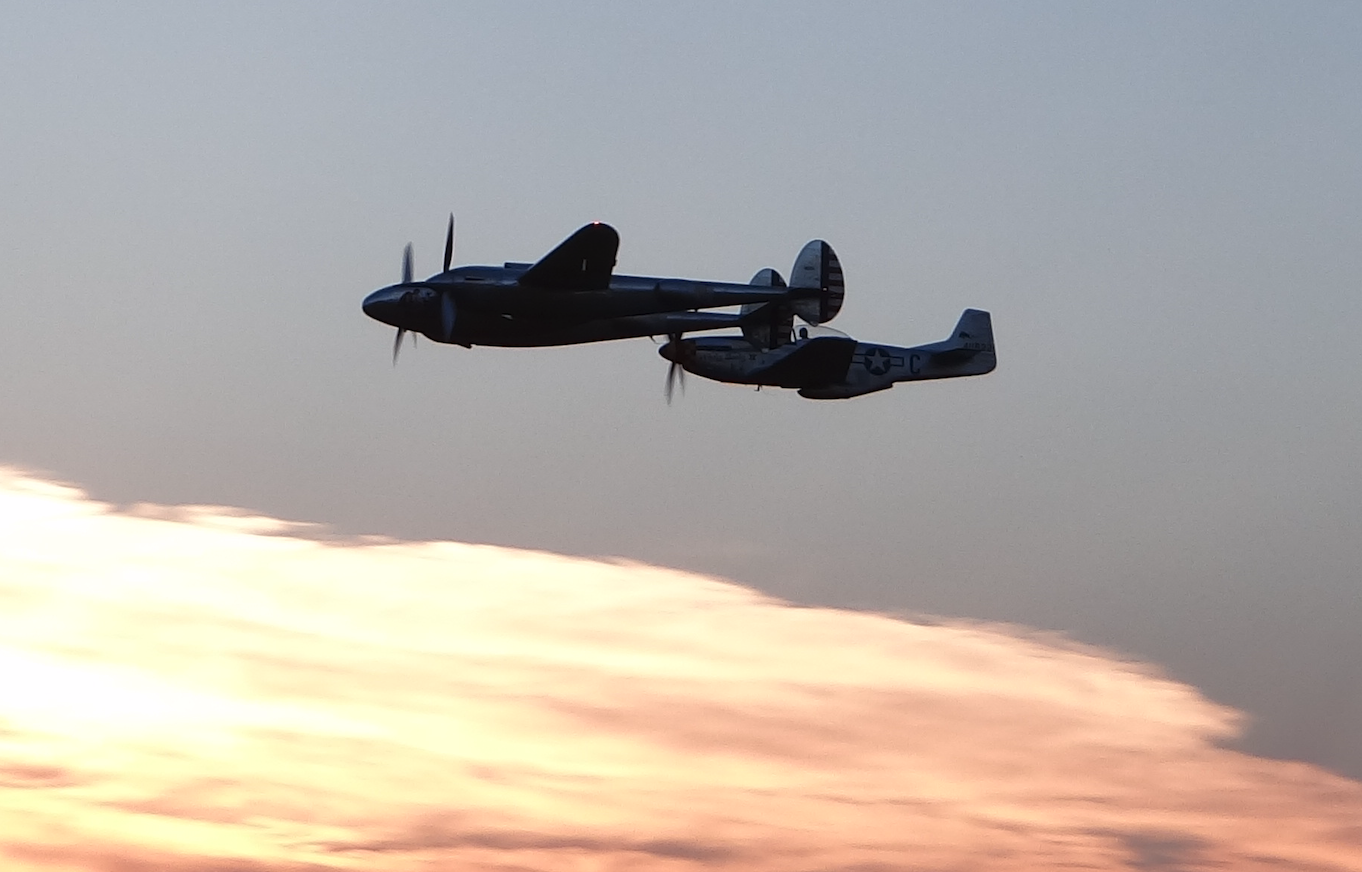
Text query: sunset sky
2 468 1361 870
1 3 1360 867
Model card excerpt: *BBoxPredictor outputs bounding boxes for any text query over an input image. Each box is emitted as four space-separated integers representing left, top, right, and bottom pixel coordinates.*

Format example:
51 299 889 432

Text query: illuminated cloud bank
0 468 1359 871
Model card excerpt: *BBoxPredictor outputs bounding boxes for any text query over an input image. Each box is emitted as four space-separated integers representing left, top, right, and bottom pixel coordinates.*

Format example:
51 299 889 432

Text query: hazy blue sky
2 2 1359 777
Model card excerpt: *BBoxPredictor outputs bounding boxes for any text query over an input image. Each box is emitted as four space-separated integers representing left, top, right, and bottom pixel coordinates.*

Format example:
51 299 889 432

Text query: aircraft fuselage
362 221 846 353
363 266 800 348
658 310 997 400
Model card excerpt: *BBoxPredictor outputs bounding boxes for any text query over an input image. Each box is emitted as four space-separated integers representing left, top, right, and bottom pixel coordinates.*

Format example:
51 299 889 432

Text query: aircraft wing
518 223 619 291
760 336 858 388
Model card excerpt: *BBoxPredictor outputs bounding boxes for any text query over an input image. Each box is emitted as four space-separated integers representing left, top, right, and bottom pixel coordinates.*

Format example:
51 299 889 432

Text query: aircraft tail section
741 269 793 349
746 267 786 290
788 240 845 325
919 309 996 368
942 308 994 354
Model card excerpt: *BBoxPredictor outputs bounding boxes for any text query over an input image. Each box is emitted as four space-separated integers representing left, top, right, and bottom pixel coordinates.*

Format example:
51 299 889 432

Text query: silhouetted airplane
658 310 996 400
362 217 844 361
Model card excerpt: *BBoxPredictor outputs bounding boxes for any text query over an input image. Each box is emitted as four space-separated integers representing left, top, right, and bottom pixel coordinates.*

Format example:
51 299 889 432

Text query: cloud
0 467 1359 871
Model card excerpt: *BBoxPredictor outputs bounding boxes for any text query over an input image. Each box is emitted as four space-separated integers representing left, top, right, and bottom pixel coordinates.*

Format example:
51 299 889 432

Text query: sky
0 0 1359 842
2 468 1361 871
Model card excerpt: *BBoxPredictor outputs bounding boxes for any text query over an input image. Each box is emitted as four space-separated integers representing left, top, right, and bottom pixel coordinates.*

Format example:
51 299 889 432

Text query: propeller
441 292 456 341
663 332 687 404
393 243 414 364
443 213 454 273
392 216 458 364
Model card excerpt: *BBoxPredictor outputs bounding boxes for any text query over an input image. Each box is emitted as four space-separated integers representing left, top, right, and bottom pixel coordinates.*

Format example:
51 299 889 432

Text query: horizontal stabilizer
519 223 619 291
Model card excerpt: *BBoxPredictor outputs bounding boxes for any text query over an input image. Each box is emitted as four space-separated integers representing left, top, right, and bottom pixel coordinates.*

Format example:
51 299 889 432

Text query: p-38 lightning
361 216 843 360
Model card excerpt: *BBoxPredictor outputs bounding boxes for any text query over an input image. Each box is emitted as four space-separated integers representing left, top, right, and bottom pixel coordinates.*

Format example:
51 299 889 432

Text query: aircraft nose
362 286 404 326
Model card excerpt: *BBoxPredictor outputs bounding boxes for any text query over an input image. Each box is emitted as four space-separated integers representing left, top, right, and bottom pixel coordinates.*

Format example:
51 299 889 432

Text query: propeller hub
657 338 695 364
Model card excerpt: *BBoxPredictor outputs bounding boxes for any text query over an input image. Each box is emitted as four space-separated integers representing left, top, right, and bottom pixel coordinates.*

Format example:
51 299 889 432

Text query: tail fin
925 309 995 364
745 267 785 290
741 268 793 349
951 309 993 350
788 240 845 325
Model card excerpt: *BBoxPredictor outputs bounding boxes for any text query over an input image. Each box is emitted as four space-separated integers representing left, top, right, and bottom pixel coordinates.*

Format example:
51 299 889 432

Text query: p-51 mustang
658 309 996 400
362 216 844 360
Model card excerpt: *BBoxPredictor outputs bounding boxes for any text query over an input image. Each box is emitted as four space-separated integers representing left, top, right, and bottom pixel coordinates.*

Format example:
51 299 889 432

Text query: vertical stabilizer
950 309 993 351
917 309 996 368
741 268 793 349
788 240 845 325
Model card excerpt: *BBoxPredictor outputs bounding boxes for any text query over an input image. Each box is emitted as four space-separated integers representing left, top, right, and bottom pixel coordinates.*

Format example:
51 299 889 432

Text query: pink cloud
0 467 1359 871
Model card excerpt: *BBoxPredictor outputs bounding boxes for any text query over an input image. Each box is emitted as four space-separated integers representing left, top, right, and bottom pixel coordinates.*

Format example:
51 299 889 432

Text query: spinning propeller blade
443 213 455 273
391 215 456 362
441 292 456 342
664 332 686 404
394 241 416 364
